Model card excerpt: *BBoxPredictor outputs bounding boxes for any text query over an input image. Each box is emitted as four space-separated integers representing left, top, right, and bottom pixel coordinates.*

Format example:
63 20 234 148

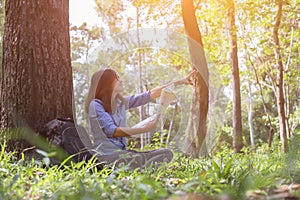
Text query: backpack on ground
40 118 93 163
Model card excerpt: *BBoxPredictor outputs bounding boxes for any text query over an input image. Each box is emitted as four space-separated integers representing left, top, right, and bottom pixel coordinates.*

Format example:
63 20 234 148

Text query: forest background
70 0 299 151
0 0 299 199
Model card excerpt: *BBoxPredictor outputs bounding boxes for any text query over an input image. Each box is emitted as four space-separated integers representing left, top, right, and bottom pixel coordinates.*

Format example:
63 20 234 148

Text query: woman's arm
150 70 195 99
112 115 159 137
113 127 145 137
126 92 152 109
114 70 196 137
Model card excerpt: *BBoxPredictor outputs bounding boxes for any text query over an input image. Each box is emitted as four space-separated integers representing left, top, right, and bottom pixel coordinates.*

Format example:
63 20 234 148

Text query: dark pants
96 148 173 169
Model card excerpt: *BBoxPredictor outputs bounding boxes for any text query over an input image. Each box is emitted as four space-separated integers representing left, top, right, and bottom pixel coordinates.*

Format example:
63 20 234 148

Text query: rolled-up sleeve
89 100 117 138
126 91 152 109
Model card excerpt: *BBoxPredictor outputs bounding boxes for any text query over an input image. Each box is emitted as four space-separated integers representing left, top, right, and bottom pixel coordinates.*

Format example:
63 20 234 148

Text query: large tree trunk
0 1 4 81
181 0 209 158
228 0 243 153
273 0 288 152
0 0 73 149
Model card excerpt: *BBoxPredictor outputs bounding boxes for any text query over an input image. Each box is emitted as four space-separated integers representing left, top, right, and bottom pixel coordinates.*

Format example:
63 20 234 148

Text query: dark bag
41 118 93 163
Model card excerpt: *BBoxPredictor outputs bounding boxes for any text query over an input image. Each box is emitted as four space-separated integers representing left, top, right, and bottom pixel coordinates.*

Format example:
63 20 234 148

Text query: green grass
0 139 299 200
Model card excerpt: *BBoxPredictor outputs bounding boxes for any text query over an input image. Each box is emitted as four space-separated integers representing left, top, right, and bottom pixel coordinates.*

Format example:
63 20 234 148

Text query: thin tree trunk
166 104 177 146
273 0 288 152
181 0 209 158
284 20 295 138
0 0 73 150
268 127 275 148
229 0 243 153
248 81 255 147
244 43 275 148
284 85 290 138
135 5 146 149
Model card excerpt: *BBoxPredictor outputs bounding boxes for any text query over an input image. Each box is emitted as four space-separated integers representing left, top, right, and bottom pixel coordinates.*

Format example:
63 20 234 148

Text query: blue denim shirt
88 91 152 155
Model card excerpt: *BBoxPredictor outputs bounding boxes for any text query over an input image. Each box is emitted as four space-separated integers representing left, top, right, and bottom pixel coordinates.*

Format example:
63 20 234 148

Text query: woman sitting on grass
85 68 193 169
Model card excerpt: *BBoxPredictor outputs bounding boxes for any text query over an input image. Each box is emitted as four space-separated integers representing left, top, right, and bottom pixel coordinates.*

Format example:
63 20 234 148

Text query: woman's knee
163 148 173 162
98 152 145 169
147 148 173 163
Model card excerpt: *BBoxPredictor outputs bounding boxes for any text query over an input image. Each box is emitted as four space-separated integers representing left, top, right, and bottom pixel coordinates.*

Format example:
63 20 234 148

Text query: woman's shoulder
89 99 105 110
90 98 102 104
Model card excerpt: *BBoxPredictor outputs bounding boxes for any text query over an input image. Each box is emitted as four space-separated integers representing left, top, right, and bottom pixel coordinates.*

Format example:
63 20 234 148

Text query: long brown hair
85 68 123 114
96 68 119 113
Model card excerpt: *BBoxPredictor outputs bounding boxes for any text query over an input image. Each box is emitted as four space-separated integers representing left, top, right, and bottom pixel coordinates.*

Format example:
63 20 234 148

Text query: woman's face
113 73 123 94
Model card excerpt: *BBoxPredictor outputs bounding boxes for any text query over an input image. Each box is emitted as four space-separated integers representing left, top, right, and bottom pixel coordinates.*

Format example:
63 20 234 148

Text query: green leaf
35 149 48 157
212 160 221 178
223 158 233 178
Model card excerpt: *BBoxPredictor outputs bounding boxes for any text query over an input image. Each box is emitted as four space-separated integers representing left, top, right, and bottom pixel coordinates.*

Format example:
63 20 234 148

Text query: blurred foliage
70 22 104 62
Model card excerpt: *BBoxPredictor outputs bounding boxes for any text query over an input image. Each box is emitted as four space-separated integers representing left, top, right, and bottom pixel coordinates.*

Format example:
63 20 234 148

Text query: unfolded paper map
133 84 177 128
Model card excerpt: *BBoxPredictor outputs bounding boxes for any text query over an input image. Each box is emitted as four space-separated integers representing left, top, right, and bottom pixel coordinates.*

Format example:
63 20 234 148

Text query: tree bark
228 0 243 153
0 0 73 148
273 0 288 152
181 0 209 158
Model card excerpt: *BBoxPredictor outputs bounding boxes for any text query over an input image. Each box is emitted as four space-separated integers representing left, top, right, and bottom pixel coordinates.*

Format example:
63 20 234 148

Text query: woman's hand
174 70 196 86
150 70 197 99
